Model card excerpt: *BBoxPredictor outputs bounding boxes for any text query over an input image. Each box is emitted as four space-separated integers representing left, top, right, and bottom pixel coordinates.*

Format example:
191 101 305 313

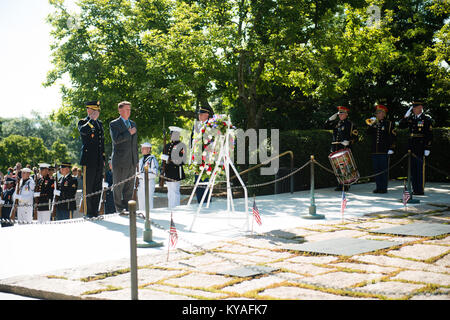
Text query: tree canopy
45 0 449 140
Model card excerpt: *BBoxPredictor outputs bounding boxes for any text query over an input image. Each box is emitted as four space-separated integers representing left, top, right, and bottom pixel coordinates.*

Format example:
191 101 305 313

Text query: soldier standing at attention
54 163 78 220
398 101 433 195
1 177 16 227
366 104 396 194
33 163 55 223
162 126 186 208
78 100 105 217
324 105 358 191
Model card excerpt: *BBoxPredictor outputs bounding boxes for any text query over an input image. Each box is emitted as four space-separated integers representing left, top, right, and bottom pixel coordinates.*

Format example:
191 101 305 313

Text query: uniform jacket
34 175 55 211
398 113 433 155
78 116 105 167
367 119 396 154
324 118 358 153
109 117 138 169
163 141 186 181
139 154 159 177
1 187 15 215
55 174 78 211
13 178 35 204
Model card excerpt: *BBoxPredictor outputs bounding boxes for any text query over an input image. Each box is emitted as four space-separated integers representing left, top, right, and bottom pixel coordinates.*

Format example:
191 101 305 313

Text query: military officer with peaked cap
162 126 186 208
78 100 105 217
398 100 433 195
190 106 214 204
366 104 396 194
324 105 358 191
33 163 55 223
54 162 78 220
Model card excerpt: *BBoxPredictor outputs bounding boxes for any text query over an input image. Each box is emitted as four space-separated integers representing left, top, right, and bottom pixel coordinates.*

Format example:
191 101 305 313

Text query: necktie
126 120 130 128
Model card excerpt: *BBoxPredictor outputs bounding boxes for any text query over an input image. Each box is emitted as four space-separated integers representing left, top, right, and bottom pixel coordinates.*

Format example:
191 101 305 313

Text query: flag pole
167 211 172 262
252 194 256 236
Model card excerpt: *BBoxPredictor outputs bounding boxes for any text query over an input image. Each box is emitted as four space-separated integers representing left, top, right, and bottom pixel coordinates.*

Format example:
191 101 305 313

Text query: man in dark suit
78 100 105 217
110 101 138 212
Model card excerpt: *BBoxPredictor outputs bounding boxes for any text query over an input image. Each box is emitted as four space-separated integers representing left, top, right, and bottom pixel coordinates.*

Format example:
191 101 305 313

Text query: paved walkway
0 181 449 300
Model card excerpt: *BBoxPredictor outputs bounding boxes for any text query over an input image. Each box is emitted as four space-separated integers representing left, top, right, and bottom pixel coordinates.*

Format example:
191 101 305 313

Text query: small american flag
252 198 262 226
402 186 411 206
169 213 178 248
341 190 347 215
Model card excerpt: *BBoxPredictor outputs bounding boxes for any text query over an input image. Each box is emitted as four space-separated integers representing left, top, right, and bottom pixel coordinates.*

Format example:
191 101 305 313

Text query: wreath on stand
189 114 236 181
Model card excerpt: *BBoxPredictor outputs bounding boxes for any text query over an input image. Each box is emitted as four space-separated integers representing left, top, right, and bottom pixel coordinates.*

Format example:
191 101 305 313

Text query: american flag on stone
402 186 411 206
169 213 178 248
252 198 262 226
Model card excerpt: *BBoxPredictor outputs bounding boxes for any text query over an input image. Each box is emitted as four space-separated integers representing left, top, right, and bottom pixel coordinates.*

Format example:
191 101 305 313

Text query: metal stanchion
303 156 325 219
129 200 138 300
138 165 163 248
402 150 420 204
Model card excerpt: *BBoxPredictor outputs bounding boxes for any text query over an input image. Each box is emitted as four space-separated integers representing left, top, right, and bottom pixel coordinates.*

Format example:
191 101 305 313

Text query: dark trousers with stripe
85 164 103 217
372 154 389 192
411 155 425 194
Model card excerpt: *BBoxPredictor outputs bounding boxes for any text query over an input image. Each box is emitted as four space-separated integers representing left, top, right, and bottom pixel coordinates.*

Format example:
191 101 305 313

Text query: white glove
14 194 23 201
34 192 41 197
404 106 413 118
329 113 338 121
424 150 430 157
54 190 61 196
161 154 169 161
370 117 376 121
341 140 350 146
0 200 4 205
387 150 394 155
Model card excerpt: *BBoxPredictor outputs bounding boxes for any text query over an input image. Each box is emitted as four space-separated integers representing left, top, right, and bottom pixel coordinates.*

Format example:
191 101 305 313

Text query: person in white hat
137 142 159 211
33 163 55 223
13 167 35 223
162 127 186 208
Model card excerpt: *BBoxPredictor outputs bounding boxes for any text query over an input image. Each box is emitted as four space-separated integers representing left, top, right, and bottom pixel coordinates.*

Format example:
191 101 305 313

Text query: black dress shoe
373 189 379 193
413 191 424 195
378 190 387 194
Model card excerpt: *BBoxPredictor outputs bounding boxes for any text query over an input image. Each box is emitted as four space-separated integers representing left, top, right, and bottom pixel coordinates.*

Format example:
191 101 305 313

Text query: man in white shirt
13 168 35 223
137 142 159 211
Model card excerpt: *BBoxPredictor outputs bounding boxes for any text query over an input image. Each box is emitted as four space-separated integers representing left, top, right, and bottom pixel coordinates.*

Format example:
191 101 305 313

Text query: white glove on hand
424 150 430 157
329 113 338 121
0 200 4 205
404 106 413 118
161 154 169 162
341 140 350 146
388 150 394 155
54 190 61 197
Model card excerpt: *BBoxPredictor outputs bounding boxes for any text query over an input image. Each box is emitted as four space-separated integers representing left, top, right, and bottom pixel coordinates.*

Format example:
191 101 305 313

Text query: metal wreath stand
186 123 249 232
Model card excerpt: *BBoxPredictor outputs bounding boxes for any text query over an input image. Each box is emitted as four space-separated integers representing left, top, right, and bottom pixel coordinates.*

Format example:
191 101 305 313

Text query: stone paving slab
353 254 449 273
221 275 285 294
355 281 425 298
267 261 332 276
392 270 450 286
387 244 449 261
304 271 383 289
161 272 233 289
148 284 229 299
329 262 400 275
434 254 450 268
371 223 450 237
259 286 375 300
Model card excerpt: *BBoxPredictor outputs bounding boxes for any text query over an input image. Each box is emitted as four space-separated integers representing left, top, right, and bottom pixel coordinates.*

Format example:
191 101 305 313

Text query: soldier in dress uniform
324 105 359 191
366 104 396 194
1 177 16 227
33 163 55 223
398 101 433 195
137 142 159 211
13 167 35 223
78 100 105 217
54 163 78 220
162 126 186 208
190 106 214 203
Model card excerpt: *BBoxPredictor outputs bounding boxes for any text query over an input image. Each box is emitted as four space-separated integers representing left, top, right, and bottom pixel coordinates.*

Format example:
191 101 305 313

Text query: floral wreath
189 114 236 180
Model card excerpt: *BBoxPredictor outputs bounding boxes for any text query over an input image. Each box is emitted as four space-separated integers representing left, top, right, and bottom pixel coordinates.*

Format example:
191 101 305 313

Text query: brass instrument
365 118 377 126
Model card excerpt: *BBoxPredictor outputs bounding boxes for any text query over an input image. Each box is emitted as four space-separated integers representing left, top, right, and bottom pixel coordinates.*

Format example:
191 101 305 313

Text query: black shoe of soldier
413 191 424 195
373 189 379 193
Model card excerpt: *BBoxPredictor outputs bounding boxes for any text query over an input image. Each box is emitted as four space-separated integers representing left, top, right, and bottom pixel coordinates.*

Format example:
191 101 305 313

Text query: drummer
325 105 358 191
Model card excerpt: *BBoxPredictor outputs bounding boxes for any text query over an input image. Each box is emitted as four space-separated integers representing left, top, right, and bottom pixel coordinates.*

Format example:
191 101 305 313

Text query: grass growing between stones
79 268 130 282
81 285 123 296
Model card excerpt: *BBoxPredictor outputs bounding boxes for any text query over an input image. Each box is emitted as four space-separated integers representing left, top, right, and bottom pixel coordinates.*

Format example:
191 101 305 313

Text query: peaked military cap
85 100 101 111
198 106 214 115
337 106 349 113
59 162 72 168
